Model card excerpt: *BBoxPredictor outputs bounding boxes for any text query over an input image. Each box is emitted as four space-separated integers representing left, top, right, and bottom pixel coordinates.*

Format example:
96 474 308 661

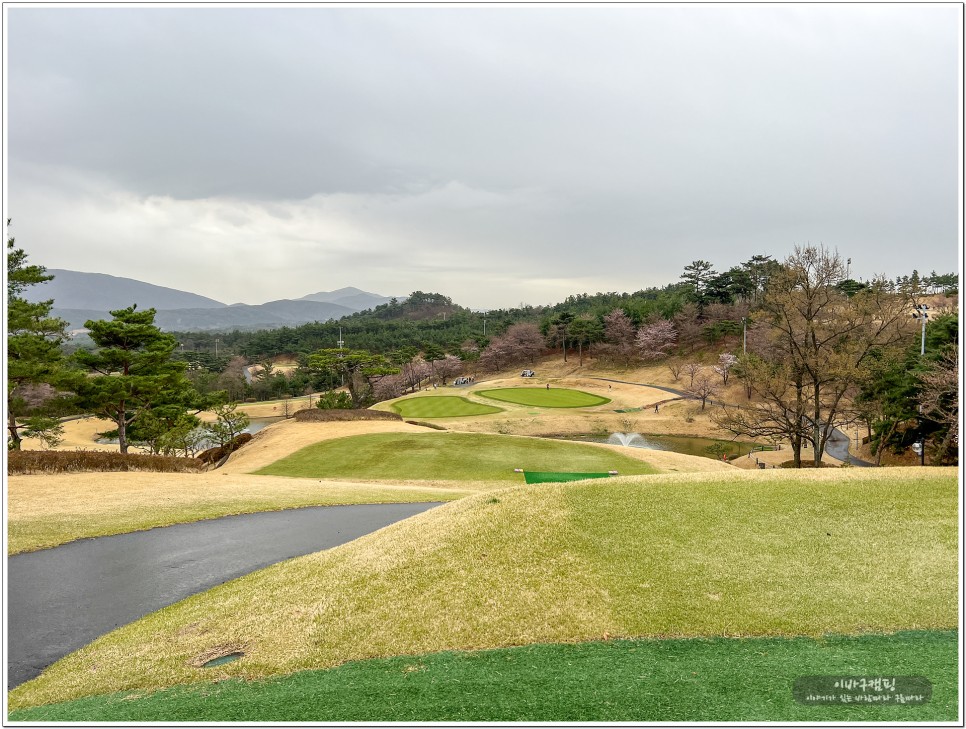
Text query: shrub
405 420 447 430
197 432 255 466
779 460 837 468
315 391 354 410
293 408 402 422
7 450 202 475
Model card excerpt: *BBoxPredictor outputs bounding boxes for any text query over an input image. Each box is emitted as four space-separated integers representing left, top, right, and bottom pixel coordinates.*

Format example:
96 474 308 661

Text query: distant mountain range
26 270 399 332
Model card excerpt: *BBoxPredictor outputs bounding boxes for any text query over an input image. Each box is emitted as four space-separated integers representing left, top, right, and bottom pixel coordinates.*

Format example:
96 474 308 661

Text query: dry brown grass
9 466 956 711
6 469 479 555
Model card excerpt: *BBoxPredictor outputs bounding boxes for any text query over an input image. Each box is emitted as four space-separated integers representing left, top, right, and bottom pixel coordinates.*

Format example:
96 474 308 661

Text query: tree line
7 221 958 466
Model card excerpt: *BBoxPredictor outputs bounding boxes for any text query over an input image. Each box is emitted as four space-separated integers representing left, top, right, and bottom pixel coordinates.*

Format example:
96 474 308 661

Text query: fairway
390 396 502 418
10 468 955 713
255 432 656 481
477 387 611 408
10 631 957 722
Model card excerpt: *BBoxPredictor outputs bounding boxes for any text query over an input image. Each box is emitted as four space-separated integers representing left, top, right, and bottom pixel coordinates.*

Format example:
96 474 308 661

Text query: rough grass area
390 396 503 418
9 631 957 722
7 473 473 555
9 468 956 711
255 432 657 481
477 387 611 408
7 450 202 475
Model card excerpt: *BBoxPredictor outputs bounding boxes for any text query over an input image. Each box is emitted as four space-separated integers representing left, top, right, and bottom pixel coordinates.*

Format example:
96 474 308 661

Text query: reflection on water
97 416 285 446
555 432 759 460
245 417 284 435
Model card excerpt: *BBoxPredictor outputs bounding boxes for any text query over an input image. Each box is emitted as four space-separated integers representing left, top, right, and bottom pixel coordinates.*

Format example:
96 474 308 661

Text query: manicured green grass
477 387 611 408
10 631 957 722
390 395 503 418
255 432 657 481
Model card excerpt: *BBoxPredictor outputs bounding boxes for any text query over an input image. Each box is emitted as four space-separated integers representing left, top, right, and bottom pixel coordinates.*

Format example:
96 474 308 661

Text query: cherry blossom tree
635 320 677 361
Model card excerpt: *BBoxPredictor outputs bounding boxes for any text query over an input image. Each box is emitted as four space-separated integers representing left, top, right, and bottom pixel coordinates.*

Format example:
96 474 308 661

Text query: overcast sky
5 4 961 309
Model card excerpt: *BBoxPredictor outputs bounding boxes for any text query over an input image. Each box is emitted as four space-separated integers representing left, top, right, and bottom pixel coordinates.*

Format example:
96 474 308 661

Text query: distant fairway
477 388 610 408
256 432 655 481
390 396 502 419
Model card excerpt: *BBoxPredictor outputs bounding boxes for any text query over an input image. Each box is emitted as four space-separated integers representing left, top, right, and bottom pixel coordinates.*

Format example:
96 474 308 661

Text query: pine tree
73 306 194 453
6 224 68 450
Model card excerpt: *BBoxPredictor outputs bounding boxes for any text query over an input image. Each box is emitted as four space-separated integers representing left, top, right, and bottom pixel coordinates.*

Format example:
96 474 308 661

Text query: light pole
912 304 929 356
215 338 220 358
741 317 748 355
337 328 345 387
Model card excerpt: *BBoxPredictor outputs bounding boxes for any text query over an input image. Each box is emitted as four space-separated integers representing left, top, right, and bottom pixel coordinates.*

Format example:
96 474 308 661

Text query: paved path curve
7 502 442 689
589 377 875 467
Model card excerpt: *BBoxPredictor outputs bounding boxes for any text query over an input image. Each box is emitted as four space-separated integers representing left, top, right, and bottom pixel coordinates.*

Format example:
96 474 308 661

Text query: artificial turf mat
10 631 957 722
523 471 613 483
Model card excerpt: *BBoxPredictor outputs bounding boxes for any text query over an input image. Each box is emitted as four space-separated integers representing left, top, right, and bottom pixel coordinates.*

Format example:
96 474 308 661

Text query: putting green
256 432 655 481
477 388 610 408
390 396 502 419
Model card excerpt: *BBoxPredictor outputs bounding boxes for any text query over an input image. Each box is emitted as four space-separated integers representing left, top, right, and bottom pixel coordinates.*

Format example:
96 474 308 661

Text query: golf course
7 371 960 721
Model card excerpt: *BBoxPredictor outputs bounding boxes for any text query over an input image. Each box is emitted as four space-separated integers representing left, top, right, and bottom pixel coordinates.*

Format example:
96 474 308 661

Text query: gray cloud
6 5 960 309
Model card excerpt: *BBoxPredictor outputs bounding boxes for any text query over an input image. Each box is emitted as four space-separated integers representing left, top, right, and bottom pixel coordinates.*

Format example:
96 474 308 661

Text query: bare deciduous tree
918 347 959 464
667 360 683 382
717 246 914 466
672 303 703 353
687 374 717 410
683 362 703 387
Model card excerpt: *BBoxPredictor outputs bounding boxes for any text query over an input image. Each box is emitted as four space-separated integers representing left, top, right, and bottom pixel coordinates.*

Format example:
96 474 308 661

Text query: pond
97 416 285 447
549 433 764 461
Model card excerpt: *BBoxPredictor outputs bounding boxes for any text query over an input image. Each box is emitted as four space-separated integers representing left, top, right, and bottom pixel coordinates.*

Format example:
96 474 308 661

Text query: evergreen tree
73 306 194 453
307 348 399 407
680 260 717 308
6 224 69 450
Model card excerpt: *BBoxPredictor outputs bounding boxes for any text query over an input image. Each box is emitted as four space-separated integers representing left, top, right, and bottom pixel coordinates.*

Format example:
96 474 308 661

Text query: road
7 502 442 689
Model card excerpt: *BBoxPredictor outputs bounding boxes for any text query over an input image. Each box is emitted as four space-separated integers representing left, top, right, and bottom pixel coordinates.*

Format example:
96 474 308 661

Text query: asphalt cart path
7 501 442 689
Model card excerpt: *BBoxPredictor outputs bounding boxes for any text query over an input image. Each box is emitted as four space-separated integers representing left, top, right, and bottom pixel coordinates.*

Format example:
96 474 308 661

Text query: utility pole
912 304 929 356
742 317 747 355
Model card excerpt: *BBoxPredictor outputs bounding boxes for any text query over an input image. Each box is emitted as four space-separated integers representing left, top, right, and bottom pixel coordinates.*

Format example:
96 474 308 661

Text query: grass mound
390 396 503 418
10 631 957 722
10 468 956 711
477 388 611 408
6 450 202 475
256 432 657 481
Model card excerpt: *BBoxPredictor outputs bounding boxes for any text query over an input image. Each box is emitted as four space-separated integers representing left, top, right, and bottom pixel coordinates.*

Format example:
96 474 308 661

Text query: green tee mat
523 471 614 484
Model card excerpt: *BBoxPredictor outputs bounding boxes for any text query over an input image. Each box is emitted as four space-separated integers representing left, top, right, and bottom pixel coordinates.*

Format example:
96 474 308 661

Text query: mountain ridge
28 269 398 333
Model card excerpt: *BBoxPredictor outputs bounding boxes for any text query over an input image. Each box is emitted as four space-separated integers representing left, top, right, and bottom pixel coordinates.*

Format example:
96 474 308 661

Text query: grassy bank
255 432 658 481
7 473 473 555
10 468 956 710
10 631 957 722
